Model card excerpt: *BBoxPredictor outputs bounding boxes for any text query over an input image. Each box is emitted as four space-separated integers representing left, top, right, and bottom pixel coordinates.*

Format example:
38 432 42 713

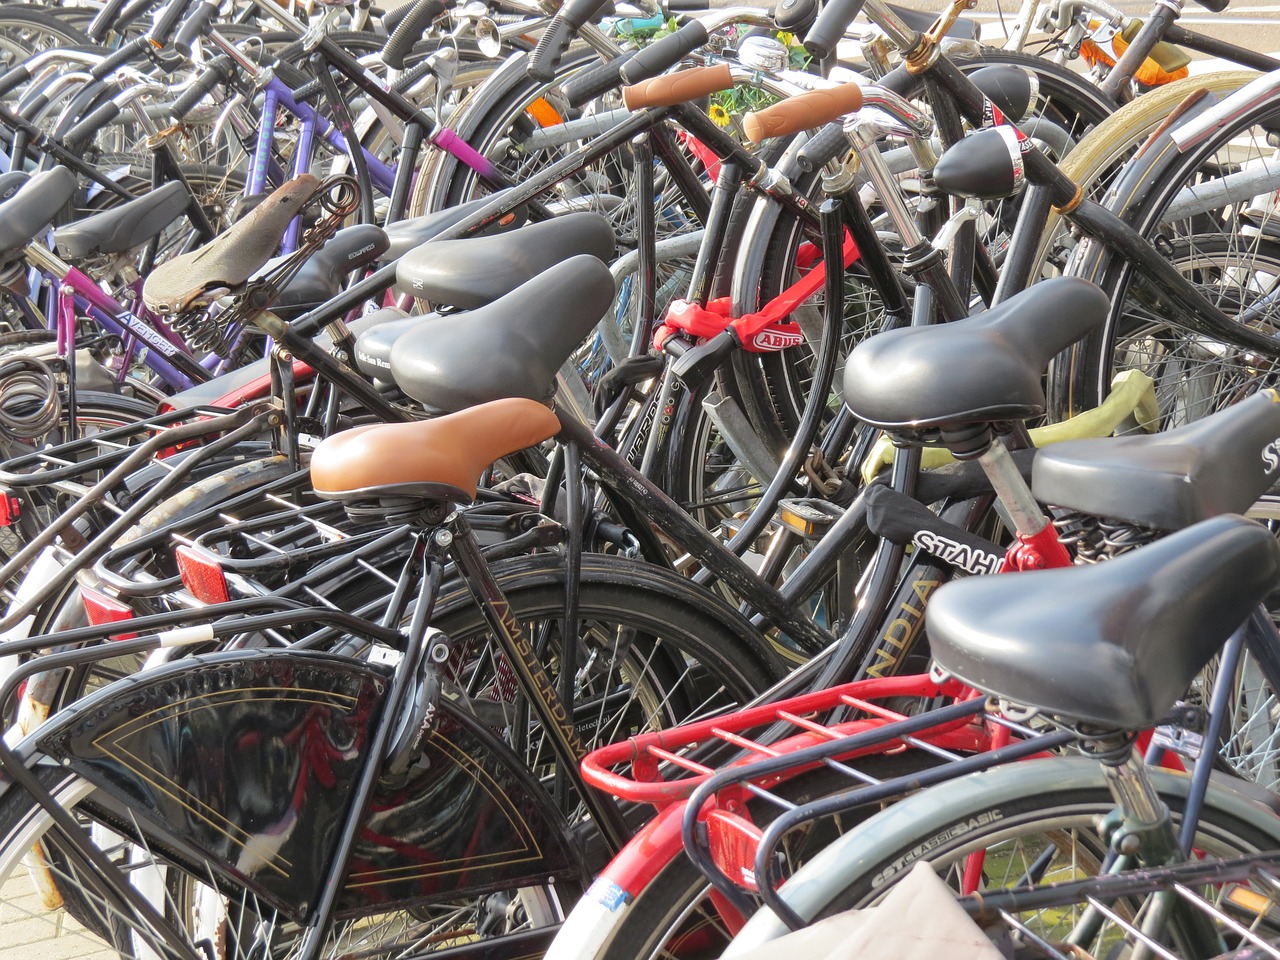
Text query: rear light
174 546 231 604
80 585 137 640
705 809 764 892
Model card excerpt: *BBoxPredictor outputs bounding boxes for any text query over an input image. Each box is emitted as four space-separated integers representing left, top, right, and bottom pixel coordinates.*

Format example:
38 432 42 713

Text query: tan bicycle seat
311 398 561 502
142 174 320 315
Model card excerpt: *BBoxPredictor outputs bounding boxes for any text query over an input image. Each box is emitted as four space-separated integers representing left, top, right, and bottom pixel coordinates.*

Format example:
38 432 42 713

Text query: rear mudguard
30 648 582 921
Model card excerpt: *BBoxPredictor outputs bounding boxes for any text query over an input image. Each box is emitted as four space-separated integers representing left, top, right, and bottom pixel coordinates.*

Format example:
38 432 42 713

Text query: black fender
32 648 581 920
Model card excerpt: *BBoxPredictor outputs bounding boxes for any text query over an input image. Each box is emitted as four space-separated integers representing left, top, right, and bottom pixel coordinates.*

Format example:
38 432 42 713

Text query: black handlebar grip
1193 0 1229 10
148 0 198 46
560 0 614 27
86 0 132 42
796 121 851 172
64 100 122 150
90 36 151 79
528 15 578 82
0 65 32 99
112 0 159 35
561 51 635 107
528 0 614 82
382 1 412 33
173 0 218 58
527 14 578 82
774 0 818 32
803 0 866 60
382 0 446 70
171 55 232 118
618 20 709 85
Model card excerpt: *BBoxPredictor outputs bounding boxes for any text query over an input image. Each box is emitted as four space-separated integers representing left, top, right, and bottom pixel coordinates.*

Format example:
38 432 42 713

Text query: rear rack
0 404 263 489
0 405 276 625
583 672 1071 930
583 672 984 807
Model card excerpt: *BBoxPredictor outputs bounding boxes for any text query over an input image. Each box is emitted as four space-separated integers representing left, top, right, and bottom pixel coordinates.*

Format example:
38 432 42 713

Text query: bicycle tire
1055 82 1280 423
409 47 604 217
1030 69 1259 285
0 7 90 70
724 756 1280 955
410 551 783 756
3 539 781 956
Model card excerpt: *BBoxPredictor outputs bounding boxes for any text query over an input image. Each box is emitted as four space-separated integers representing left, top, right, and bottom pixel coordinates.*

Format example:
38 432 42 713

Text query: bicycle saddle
142 174 320 315
0 171 30 204
390 254 615 412
928 514 1280 730
885 1 979 39
54 180 190 260
1034 390 1280 531
379 190 527 262
311 397 561 502
0 166 77 261
355 312 429 381
394 212 616 308
843 277 1110 440
253 223 389 318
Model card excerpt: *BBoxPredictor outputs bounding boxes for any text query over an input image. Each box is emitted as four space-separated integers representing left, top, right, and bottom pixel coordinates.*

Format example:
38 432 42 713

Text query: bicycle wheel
1099 235 1280 428
1208 496 1280 792
724 756 1280 955
0 761 568 959
1030 70 1259 283
410 552 782 770
1056 83 1280 424
0 7 89 72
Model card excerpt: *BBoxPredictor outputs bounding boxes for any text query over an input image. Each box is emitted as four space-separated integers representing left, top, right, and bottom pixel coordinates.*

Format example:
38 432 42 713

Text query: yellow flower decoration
776 31 797 46
708 103 731 127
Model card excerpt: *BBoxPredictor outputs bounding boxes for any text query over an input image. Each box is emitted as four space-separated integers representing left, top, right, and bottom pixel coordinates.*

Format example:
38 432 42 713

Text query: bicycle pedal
1223 883 1280 929
777 497 844 540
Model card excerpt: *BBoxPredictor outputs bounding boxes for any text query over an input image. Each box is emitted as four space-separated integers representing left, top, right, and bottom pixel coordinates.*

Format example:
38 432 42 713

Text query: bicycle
0 392 785 960
725 514 1280 958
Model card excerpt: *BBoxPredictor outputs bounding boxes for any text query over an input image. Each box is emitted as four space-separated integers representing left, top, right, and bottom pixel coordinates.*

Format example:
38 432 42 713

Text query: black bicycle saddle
0 166 77 260
390 254 615 412
395 212 615 308
1034 390 1280 531
0 171 31 205
843 277 1110 440
54 180 190 260
252 223 389 318
355 313 428 381
928 514 1280 730
379 190 527 262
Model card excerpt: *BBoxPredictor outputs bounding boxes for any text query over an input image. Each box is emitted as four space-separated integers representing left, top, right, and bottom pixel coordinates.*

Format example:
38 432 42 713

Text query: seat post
939 423 1071 568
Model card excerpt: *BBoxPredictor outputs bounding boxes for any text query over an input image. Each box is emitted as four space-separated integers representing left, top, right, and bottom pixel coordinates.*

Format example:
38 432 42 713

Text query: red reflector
174 546 232 604
0 492 21 527
79 585 137 640
705 809 764 892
